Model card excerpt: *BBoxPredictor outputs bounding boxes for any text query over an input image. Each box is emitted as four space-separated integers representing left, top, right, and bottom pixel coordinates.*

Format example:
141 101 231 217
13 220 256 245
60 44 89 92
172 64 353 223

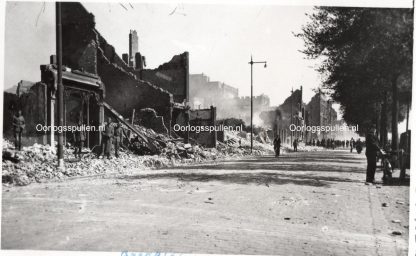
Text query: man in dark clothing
365 125 382 184
114 121 123 158
293 138 298 152
350 138 355 153
273 135 281 157
73 120 86 159
12 110 25 151
100 117 114 159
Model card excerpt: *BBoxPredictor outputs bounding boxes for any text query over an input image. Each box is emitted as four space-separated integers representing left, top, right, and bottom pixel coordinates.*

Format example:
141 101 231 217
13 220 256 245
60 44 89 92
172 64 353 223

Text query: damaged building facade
260 87 338 145
304 91 338 141
3 2 218 150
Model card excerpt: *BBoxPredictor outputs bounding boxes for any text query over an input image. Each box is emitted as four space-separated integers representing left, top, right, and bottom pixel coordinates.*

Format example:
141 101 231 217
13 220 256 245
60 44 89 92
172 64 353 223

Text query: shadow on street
118 151 367 187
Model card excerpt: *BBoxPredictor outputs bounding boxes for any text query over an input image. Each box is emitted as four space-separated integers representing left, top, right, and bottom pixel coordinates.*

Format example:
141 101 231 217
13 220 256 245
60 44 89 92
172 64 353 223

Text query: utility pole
56 2 64 168
248 55 267 153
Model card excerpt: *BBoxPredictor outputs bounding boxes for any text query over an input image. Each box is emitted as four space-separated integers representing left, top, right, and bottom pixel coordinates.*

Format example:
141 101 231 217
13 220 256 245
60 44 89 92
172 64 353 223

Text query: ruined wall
98 51 173 125
61 2 173 127
138 52 189 103
3 92 19 139
62 3 97 74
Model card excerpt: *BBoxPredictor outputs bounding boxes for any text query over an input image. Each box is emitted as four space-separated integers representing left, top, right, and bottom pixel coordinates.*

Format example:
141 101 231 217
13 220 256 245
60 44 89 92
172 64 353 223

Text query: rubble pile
2 139 170 186
3 140 63 186
2 127 273 186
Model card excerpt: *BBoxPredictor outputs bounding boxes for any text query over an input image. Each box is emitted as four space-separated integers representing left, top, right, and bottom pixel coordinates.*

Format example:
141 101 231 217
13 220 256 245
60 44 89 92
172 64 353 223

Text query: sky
4 1 321 106
2 1 413 132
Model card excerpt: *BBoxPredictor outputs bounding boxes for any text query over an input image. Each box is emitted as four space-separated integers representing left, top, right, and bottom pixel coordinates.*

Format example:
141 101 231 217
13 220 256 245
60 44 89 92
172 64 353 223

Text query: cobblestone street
2 150 410 255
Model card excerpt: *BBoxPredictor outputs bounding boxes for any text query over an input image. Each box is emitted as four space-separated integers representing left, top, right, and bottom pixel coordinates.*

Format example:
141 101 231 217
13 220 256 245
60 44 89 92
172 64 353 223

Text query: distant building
261 87 340 145
305 91 337 141
189 73 272 124
189 73 238 109
236 94 271 124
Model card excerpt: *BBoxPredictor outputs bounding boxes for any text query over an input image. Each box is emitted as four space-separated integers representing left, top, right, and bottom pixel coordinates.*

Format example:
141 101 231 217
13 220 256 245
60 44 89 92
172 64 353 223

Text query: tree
297 7 413 150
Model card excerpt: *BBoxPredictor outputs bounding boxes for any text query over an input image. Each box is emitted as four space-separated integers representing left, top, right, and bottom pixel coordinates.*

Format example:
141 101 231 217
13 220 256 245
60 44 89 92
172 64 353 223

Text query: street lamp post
248 55 267 153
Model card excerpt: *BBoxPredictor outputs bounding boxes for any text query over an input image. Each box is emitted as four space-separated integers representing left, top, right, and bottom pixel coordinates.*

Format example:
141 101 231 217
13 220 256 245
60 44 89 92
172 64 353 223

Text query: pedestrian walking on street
365 125 382 184
293 138 298 152
12 110 25 151
73 120 86 159
100 117 114 159
356 138 363 154
273 135 281 157
350 137 355 153
114 120 123 158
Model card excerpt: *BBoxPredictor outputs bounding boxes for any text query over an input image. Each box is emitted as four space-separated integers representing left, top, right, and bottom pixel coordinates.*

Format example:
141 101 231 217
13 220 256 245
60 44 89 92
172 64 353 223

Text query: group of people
272 136 298 157
10 109 388 184
63 117 125 160
74 117 125 159
99 117 124 159
305 138 362 151
11 109 124 160
272 124 388 184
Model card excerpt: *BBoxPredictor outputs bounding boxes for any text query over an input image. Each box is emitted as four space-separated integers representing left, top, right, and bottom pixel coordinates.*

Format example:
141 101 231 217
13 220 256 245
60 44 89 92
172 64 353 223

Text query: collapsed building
3 2 217 152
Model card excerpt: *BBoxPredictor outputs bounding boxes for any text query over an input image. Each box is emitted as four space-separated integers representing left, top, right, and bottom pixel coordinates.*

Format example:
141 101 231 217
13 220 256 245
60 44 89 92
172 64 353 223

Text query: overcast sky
4 1 323 107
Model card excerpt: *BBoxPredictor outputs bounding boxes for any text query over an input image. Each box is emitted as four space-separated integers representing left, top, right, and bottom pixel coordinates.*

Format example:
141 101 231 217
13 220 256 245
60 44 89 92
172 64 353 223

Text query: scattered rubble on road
2 123 332 186
2 128 275 186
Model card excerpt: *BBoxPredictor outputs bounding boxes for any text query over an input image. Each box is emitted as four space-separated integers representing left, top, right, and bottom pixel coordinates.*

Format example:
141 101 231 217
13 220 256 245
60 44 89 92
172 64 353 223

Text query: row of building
3 2 351 150
260 87 358 145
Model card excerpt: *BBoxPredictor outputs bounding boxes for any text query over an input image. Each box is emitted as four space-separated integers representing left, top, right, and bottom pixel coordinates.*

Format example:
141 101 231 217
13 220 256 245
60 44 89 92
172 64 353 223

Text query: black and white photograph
1 0 415 255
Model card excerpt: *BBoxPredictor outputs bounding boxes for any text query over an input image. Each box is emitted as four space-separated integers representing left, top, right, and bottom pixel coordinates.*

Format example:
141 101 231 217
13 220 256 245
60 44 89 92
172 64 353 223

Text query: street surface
2 150 410 255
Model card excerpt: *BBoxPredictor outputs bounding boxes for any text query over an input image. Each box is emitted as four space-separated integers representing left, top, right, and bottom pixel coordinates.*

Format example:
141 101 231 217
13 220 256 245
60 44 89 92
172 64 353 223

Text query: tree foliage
297 7 413 133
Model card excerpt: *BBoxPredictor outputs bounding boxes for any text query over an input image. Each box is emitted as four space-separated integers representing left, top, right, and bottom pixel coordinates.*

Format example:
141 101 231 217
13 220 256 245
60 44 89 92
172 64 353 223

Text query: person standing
273 135 281 157
12 110 25 151
293 138 298 152
100 117 114 159
365 125 382 184
350 137 355 153
73 120 86 159
114 120 123 158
